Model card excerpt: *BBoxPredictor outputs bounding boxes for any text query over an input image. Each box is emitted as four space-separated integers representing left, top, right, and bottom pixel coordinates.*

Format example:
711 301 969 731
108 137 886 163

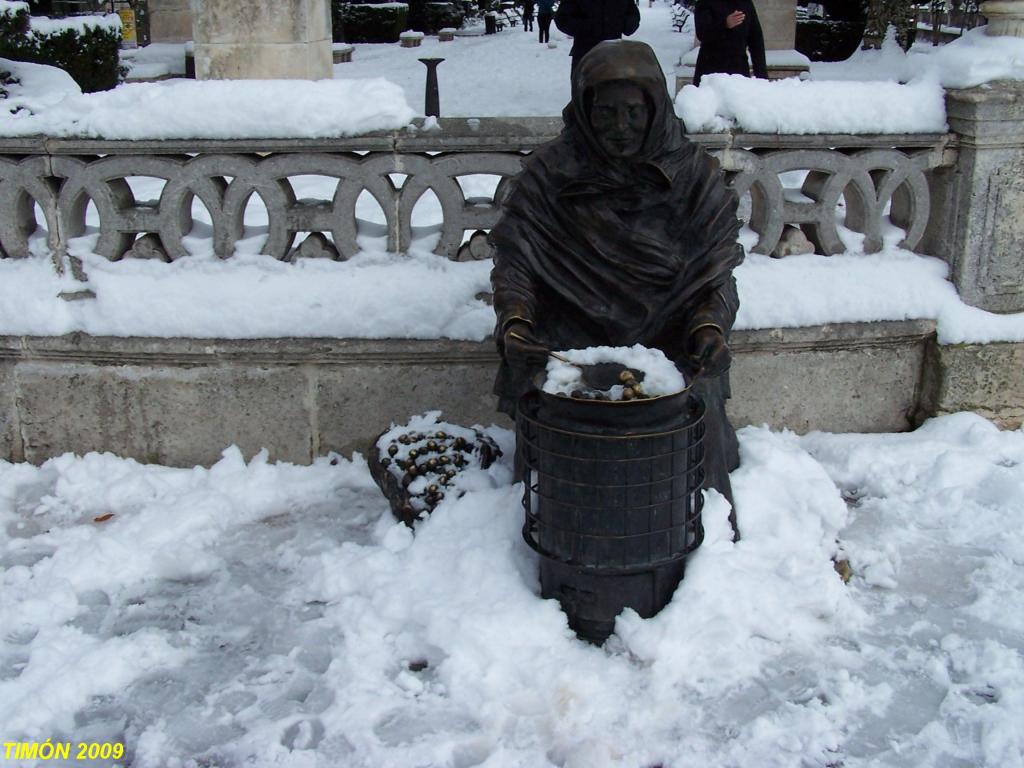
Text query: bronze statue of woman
489 40 744 522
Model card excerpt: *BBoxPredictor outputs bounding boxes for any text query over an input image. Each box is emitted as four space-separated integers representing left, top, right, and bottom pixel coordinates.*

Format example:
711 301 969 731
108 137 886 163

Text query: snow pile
0 57 81 110
120 43 188 80
676 74 947 134
733 224 1024 345
811 27 1024 89
6 215 1023 345
0 247 495 340
926 26 1024 87
0 76 415 139
684 27 1024 134
1 414 1022 764
543 344 686 399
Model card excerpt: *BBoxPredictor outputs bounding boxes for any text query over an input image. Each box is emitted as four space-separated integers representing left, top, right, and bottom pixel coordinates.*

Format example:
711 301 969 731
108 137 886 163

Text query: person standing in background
555 0 641 74
537 0 555 43
522 0 536 32
692 0 767 86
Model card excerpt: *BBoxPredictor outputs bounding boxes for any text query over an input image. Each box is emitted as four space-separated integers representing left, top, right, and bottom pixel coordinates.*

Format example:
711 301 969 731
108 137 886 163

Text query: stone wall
0 321 940 466
919 340 1024 429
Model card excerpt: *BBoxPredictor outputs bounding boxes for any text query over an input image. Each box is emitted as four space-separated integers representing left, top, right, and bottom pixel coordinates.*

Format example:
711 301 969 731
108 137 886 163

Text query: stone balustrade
2 110 1022 466
0 118 955 276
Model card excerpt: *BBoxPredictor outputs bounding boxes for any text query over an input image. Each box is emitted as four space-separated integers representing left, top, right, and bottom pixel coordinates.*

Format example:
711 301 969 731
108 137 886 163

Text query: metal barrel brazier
517 387 705 643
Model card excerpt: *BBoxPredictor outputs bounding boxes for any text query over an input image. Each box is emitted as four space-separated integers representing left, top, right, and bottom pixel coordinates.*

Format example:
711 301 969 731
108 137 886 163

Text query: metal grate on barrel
516 389 705 642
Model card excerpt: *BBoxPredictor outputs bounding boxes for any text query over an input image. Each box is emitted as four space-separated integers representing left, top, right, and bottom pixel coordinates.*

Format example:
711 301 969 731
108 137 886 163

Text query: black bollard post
418 58 445 118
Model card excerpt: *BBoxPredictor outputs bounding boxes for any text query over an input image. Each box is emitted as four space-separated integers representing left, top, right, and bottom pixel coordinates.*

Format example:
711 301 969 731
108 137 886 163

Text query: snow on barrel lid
542 344 686 401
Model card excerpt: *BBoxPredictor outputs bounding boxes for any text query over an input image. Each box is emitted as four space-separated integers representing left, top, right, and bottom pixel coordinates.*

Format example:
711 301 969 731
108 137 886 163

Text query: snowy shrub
335 1 410 44
331 0 347 41
0 1 29 41
0 12 124 92
408 0 464 34
796 18 866 61
818 0 866 23
863 0 916 50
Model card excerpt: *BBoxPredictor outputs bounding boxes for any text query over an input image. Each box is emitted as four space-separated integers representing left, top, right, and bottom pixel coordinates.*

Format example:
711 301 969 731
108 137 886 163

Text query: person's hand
687 326 731 377
725 9 745 28
503 321 550 368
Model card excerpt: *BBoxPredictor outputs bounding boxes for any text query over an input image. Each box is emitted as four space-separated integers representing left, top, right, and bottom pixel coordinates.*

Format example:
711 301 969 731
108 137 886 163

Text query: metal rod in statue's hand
508 332 647 391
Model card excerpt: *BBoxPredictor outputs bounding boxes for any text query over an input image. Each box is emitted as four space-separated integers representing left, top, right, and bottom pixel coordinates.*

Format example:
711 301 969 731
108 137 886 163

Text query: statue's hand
687 326 731 378
503 321 550 368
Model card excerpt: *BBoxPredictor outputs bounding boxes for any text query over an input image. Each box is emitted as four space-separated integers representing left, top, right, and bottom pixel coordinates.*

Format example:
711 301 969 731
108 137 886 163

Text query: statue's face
589 81 650 158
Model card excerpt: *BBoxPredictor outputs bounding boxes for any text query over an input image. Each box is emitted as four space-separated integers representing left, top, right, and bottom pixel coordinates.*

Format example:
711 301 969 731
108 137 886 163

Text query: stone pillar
758 0 795 49
757 0 810 80
981 0 1024 36
924 82 1024 313
149 0 192 42
191 0 332 80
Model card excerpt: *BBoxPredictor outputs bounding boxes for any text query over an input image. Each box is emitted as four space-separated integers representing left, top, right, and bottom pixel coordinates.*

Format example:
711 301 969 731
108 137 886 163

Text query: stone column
758 0 795 49
924 82 1024 313
981 0 1024 36
191 0 332 80
757 0 810 80
149 0 192 42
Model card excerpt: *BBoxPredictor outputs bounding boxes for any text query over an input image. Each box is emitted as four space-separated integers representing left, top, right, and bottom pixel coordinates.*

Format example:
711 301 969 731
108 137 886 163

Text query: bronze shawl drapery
490 40 744 416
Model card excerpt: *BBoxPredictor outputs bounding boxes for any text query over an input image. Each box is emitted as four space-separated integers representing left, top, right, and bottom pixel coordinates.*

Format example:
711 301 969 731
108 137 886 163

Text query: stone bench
438 27 456 42
333 44 354 63
400 31 424 47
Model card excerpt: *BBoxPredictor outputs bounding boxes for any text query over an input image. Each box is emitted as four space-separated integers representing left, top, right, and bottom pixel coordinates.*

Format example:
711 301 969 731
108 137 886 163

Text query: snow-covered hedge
796 19 865 62
408 0 464 34
0 10 123 92
336 1 410 44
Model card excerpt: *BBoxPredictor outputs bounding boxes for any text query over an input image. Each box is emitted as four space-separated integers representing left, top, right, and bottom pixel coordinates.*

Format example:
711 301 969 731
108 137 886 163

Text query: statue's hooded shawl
490 40 743 414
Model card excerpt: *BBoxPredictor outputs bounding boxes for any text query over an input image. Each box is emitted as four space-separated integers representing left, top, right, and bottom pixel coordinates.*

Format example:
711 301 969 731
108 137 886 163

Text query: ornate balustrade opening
0 119 956 287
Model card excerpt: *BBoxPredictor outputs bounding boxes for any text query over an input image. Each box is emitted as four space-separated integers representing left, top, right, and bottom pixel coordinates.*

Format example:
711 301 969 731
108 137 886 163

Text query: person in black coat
555 0 641 74
521 0 536 31
693 0 768 86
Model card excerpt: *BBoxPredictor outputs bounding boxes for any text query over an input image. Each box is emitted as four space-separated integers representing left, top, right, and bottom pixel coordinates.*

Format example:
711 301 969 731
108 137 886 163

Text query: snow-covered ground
2 412 1023 767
